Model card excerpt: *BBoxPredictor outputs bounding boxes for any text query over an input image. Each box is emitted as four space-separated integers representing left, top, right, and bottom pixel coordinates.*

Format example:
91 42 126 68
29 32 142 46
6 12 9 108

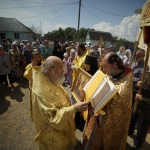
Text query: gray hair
12 42 17 46
90 50 100 62
40 60 54 76
63 52 68 58
20 43 24 46
90 50 97 57
70 49 76 55
125 49 131 57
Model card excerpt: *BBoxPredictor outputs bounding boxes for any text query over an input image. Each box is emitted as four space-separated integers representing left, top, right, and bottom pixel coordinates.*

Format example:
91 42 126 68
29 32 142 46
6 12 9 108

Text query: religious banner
71 68 92 102
142 2 150 20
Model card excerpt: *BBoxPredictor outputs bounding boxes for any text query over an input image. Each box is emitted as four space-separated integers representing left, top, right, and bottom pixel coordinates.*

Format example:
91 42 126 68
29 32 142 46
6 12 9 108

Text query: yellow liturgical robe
24 63 33 89
72 50 89 84
24 62 44 119
32 66 77 150
83 70 133 150
24 63 34 119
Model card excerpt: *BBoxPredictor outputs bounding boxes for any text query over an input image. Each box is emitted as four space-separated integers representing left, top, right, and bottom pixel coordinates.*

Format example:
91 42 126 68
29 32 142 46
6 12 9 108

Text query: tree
112 36 119 42
65 27 76 40
114 42 122 50
43 27 95 42
78 27 86 39
30 24 42 41
58 27 65 39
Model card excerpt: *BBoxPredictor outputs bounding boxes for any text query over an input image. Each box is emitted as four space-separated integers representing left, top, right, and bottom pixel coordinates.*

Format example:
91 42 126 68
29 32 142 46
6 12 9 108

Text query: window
14 33 20 39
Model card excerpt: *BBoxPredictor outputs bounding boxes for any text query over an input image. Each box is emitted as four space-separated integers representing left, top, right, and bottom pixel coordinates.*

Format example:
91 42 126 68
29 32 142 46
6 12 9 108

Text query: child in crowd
63 52 68 85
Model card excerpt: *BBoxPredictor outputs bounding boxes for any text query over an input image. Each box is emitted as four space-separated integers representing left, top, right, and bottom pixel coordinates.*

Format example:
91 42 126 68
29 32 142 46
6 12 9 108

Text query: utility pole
77 0 81 42
40 20 42 35
40 20 42 42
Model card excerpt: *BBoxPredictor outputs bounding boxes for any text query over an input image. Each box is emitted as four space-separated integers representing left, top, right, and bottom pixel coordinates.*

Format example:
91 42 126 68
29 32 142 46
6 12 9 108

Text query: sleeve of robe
33 95 76 131
24 64 32 81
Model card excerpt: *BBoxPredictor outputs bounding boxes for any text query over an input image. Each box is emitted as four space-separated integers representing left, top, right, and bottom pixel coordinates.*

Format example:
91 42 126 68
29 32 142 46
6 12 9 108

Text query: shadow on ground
0 77 28 114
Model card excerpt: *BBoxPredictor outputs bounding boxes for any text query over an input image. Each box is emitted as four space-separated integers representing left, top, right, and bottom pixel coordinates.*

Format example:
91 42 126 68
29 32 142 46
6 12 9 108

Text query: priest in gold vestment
72 43 89 84
24 50 42 119
30 56 90 150
83 52 133 150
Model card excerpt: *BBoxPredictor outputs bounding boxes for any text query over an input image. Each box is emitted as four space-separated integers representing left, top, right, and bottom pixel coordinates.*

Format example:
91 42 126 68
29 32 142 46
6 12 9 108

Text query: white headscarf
123 49 132 66
125 49 131 57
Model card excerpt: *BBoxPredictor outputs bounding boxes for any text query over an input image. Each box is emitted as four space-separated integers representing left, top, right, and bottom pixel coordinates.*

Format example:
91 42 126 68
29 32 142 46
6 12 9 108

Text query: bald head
103 52 116 61
102 52 124 69
45 56 63 67
41 56 63 75
40 56 64 85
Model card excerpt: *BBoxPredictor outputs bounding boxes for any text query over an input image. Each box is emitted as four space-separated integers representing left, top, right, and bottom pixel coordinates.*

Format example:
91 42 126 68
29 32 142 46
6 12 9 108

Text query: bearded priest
31 56 90 150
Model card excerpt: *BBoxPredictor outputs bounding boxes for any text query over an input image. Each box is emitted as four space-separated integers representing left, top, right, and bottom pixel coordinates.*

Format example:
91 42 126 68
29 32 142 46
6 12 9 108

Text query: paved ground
0 78 150 150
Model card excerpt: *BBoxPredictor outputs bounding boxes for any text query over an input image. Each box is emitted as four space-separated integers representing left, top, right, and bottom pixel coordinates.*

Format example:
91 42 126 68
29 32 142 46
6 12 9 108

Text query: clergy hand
93 114 99 118
71 65 76 70
74 101 90 112
137 81 143 88
135 94 142 101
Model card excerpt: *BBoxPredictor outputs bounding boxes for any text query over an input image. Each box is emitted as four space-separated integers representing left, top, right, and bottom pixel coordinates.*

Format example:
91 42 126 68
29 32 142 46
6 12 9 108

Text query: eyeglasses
51 66 64 70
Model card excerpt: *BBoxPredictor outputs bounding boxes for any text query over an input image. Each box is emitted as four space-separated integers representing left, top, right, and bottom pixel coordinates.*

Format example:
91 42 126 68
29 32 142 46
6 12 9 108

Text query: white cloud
42 22 69 34
41 15 141 41
92 14 140 42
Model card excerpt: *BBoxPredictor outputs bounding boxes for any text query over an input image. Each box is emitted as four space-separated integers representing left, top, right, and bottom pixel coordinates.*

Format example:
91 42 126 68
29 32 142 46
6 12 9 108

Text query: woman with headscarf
84 50 99 76
117 46 125 60
52 42 63 60
8 42 23 80
0 45 12 88
123 49 132 66
74 49 99 132
67 49 76 87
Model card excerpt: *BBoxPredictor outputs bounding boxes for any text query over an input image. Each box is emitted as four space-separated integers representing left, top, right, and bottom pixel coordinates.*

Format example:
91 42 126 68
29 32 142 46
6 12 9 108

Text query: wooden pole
133 44 150 113
129 29 142 67
77 0 81 42
99 36 103 70
100 36 103 62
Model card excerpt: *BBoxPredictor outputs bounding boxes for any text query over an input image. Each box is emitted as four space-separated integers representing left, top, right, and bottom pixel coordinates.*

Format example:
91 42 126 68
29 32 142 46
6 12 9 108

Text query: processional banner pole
100 36 103 61
133 24 150 113
99 36 103 70
129 27 143 67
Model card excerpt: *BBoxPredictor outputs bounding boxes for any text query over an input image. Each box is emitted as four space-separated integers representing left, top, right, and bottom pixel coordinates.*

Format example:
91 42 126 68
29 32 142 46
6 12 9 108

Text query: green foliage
44 28 132 45
112 35 133 50
65 27 76 40
114 42 122 50
112 36 118 42
44 27 95 41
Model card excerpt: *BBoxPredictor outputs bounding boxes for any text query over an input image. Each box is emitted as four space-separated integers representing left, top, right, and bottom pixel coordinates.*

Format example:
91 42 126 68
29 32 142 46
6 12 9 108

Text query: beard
37 61 42 66
51 73 64 86
77 50 83 56
107 68 116 76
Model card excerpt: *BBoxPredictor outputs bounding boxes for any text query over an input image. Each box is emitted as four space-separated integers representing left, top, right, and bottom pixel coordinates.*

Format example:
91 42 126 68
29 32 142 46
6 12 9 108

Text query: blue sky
0 0 146 41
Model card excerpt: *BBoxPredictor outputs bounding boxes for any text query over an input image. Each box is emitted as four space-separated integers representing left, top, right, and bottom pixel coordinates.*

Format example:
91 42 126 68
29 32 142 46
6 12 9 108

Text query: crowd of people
0 38 150 150
0 38 134 88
